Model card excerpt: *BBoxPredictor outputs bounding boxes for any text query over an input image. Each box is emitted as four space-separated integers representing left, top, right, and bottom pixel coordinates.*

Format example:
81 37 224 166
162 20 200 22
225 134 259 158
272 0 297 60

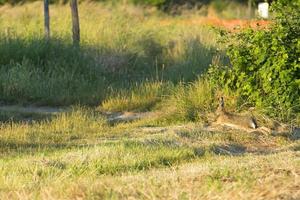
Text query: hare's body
215 97 257 131
216 111 257 130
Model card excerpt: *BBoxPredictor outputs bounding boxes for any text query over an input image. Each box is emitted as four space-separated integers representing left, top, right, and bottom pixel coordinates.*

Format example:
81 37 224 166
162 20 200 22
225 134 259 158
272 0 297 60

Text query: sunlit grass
101 81 175 112
0 2 299 199
0 2 220 107
0 106 299 199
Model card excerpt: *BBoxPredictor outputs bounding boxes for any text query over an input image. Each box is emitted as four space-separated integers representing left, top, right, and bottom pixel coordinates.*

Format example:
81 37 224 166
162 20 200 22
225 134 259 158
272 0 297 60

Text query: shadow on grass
0 135 297 160
0 110 54 123
210 143 246 156
0 35 219 106
0 140 79 157
291 144 300 151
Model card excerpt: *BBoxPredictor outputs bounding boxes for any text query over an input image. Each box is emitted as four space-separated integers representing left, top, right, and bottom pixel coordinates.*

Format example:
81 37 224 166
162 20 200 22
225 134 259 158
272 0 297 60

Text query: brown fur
215 97 258 132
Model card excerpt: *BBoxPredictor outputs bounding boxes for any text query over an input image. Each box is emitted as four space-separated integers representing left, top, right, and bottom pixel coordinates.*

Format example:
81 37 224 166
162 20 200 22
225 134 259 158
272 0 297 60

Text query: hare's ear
219 97 224 108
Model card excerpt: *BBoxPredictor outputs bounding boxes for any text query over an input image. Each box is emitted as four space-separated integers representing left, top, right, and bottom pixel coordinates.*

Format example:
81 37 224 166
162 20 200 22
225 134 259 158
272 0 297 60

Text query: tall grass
163 79 216 122
101 81 174 112
0 2 219 106
0 107 107 150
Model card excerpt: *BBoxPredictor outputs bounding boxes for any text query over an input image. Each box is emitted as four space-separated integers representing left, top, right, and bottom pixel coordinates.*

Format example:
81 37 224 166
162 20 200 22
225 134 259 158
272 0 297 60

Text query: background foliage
209 0 300 120
0 0 268 9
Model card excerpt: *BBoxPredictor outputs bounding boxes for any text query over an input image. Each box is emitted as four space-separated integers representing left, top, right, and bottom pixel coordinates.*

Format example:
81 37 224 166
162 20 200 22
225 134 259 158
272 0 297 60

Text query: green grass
101 81 175 112
3 2 294 124
0 2 219 107
162 79 217 122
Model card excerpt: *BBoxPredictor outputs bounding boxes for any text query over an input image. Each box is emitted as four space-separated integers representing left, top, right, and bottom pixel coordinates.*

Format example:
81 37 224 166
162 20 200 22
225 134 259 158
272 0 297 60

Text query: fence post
247 0 253 19
44 0 50 39
70 0 80 45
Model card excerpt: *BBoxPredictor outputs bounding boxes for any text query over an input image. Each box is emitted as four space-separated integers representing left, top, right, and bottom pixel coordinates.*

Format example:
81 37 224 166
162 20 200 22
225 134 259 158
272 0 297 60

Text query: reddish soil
160 17 270 30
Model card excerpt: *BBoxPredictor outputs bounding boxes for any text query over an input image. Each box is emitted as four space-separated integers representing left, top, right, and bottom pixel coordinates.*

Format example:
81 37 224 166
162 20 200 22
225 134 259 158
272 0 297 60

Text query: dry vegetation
0 107 299 199
0 2 299 200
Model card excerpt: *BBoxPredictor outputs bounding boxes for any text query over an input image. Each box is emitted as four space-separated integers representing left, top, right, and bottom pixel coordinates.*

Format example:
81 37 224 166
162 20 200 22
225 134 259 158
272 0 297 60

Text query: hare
215 97 258 132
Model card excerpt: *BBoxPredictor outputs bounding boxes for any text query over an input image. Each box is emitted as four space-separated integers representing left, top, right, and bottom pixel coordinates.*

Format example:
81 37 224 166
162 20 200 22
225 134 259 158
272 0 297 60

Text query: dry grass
60 152 299 200
0 2 299 199
0 108 299 199
1 148 299 199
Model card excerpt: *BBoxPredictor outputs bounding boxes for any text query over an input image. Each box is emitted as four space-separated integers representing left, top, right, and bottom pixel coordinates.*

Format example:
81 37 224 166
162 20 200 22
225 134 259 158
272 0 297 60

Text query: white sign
258 2 269 19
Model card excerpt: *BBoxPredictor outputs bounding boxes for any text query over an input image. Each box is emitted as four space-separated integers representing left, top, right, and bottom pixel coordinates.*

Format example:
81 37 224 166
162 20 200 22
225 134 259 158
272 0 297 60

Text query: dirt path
0 105 68 115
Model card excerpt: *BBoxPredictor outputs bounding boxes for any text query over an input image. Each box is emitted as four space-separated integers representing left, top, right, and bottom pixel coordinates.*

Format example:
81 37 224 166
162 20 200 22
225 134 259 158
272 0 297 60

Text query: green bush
209 1 300 119
131 0 166 6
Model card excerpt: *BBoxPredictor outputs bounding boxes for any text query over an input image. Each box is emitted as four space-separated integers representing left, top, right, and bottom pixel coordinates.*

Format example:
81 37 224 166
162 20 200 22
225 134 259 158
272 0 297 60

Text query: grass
0 108 299 199
101 81 174 112
162 79 217 122
2 2 294 123
0 2 299 199
0 2 219 107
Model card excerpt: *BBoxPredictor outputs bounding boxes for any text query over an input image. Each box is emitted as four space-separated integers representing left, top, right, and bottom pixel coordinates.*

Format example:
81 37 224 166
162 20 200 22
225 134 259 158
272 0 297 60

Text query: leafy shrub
131 0 166 6
209 1 300 119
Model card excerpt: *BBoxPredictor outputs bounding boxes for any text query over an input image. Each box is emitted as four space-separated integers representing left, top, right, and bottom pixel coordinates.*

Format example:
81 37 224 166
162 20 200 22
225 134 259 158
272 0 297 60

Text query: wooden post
247 0 253 19
44 0 50 39
70 0 80 45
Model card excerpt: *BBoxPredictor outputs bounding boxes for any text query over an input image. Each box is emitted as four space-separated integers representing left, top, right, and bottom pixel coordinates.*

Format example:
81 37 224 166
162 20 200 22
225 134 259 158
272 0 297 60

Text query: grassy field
0 108 299 199
0 2 220 106
0 2 299 200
